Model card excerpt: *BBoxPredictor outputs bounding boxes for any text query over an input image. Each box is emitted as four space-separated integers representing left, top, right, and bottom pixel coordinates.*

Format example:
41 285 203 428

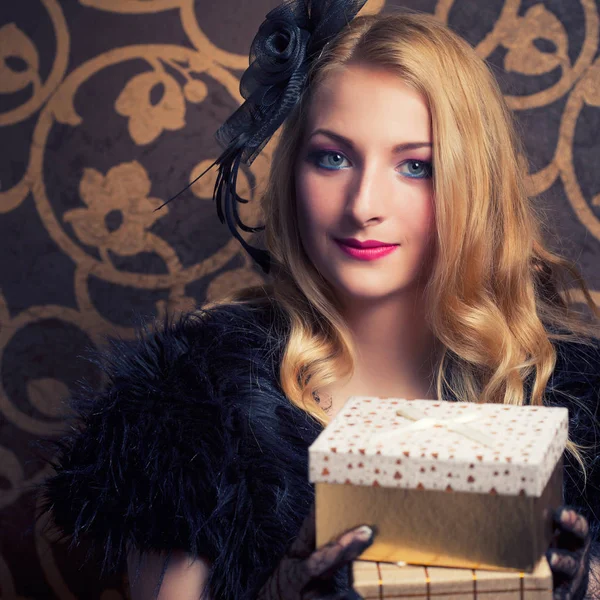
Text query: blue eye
308 151 433 178
311 151 351 170
399 160 433 179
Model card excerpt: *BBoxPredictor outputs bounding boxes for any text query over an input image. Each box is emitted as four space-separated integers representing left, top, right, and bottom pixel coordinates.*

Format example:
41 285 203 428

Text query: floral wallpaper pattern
0 0 599 597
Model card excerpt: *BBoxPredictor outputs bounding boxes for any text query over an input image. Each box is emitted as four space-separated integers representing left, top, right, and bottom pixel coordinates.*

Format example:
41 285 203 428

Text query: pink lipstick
334 238 399 261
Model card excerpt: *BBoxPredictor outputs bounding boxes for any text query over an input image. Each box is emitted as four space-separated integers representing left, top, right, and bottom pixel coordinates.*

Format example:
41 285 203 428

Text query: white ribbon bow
373 404 495 448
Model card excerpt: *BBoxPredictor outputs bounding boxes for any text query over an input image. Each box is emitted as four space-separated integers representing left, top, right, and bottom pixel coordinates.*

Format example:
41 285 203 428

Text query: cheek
423 196 436 233
295 169 317 251
296 168 333 233
295 168 309 228
406 189 436 238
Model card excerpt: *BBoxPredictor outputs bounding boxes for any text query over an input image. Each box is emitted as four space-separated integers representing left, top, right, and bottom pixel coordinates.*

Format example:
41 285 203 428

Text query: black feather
36 302 324 599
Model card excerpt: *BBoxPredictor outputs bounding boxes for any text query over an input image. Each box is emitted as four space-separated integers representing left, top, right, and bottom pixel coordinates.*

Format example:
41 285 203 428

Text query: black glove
547 506 592 600
257 504 376 599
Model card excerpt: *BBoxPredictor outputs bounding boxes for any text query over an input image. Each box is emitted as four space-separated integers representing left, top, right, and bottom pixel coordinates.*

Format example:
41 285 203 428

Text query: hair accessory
163 0 368 274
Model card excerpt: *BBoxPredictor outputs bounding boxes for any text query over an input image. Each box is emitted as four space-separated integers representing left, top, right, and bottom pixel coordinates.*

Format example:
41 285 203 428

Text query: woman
38 2 600 599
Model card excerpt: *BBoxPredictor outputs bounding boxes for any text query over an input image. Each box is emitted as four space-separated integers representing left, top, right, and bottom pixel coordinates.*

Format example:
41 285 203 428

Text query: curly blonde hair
216 11 600 476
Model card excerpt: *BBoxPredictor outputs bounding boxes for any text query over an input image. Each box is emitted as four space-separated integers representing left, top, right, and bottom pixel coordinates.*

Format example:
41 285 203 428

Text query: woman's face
295 63 436 305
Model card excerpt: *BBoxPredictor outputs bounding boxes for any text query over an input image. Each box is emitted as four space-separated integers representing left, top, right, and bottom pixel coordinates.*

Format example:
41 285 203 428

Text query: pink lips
334 238 399 261
338 238 396 248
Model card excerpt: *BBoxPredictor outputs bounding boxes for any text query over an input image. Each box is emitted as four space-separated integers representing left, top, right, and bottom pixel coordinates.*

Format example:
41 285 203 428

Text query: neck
337 291 441 399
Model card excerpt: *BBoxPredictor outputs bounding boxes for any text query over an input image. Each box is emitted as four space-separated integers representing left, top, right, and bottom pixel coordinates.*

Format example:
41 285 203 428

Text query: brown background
1 0 600 598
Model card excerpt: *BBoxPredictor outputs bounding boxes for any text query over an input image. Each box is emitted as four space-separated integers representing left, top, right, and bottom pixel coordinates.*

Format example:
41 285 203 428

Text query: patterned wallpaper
1 0 599 598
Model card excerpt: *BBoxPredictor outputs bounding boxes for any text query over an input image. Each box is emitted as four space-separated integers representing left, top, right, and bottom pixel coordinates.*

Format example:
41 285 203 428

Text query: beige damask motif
0 0 599 598
502 4 569 76
116 71 187 144
0 0 69 128
0 24 42 95
64 161 167 255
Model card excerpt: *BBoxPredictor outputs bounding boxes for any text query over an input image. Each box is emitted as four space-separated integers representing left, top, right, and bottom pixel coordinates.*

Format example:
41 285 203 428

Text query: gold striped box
352 558 552 599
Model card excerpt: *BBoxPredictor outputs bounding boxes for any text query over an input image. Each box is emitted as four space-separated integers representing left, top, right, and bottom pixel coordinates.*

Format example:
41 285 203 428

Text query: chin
324 270 409 301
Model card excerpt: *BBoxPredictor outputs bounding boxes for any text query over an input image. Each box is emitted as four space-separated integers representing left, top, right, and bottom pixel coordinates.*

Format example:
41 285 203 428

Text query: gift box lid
309 397 568 497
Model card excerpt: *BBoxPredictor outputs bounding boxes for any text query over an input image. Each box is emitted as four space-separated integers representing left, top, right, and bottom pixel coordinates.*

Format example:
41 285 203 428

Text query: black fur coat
38 302 600 599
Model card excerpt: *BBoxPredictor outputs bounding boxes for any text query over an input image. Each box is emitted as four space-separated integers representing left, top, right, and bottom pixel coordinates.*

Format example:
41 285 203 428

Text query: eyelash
308 150 433 179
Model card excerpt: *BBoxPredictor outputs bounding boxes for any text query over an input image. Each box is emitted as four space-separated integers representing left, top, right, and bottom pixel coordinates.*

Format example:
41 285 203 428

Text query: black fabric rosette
223 3 312 166
167 0 368 274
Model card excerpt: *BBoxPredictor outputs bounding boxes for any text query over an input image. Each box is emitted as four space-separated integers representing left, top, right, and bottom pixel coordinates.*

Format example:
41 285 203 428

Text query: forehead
305 63 431 143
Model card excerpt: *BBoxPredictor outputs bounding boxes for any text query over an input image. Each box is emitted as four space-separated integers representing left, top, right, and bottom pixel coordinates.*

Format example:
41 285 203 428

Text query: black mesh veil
164 0 368 274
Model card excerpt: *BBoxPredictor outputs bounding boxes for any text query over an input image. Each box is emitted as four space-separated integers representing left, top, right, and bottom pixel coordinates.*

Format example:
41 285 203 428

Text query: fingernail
549 552 558 566
354 525 373 542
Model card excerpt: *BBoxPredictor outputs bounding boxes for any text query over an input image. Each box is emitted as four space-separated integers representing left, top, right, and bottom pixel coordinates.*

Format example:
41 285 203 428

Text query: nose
343 160 387 227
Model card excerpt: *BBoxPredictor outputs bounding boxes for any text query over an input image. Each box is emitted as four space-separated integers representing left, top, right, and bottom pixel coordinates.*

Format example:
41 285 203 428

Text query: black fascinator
166 0 368 274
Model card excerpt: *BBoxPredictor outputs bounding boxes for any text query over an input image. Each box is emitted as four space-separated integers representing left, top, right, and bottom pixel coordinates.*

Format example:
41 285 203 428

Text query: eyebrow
308 128 432 153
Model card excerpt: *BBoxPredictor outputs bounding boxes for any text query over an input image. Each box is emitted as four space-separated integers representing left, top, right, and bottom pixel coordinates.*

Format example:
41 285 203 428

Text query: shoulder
544 333 600 442
59 302 289 453
101 300 287 388
546 334 600 403
544 333 600 549
39 300 320 600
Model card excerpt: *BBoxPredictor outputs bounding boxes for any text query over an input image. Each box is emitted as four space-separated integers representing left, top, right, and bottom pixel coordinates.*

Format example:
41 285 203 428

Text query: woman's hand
547 506 592 600
257 504 376 599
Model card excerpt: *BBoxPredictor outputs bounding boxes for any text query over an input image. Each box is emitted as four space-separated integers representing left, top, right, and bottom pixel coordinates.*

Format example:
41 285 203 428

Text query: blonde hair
217 11 600 476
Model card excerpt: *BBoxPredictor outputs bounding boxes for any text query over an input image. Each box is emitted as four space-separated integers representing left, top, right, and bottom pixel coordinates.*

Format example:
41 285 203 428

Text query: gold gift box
310 398 568 572
315 458 561 572
352 557 553 599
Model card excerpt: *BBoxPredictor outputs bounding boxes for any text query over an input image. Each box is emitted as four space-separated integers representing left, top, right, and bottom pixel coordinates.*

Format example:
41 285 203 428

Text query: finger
548 548 590 600
305 525 377 581
288 504 317 559
554 507 590 540
257 521 372 600
548 549 581 580
552 507 590 553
